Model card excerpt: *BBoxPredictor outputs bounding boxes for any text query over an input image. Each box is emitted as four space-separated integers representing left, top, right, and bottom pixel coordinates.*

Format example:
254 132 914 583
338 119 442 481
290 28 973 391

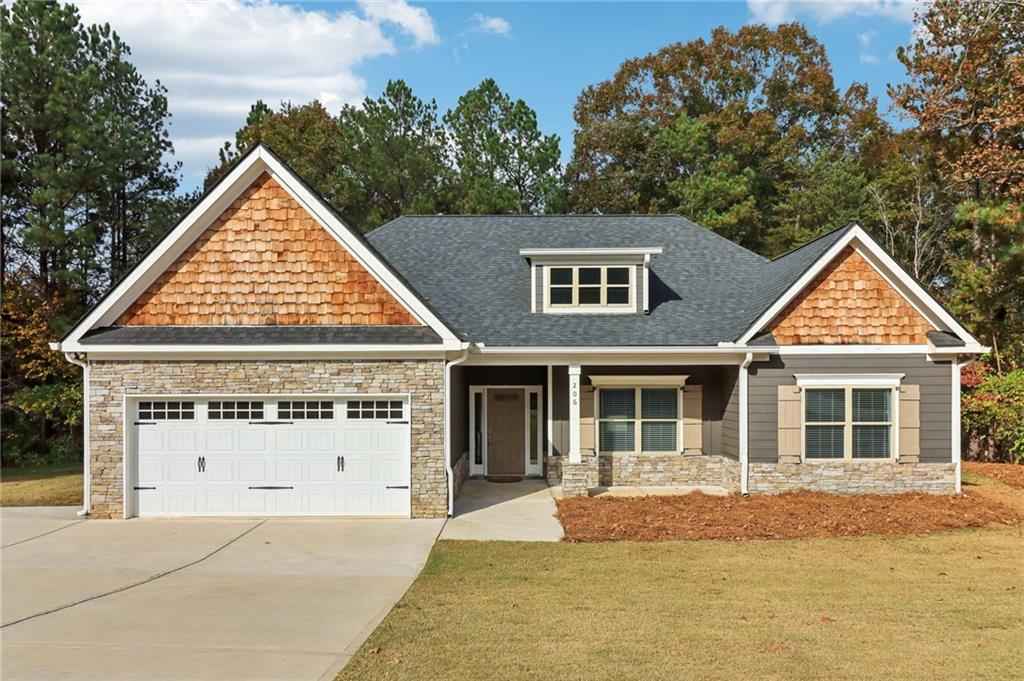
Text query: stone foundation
748 461 956 495
546 453 563 486
560 450 598 497
598 453 740 492
88 359 446 518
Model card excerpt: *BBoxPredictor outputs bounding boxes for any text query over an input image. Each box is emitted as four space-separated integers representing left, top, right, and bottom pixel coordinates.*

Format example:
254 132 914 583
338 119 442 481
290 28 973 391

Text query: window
598 388 679 453
803 387 893 460
208 401 264 420
278 400 333 420
138 401 195 421
346 399 404 420
547 266 631 309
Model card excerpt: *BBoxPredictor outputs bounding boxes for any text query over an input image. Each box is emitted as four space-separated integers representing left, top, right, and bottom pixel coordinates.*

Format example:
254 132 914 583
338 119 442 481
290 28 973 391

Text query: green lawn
1 464 82 507
339 529 1024 681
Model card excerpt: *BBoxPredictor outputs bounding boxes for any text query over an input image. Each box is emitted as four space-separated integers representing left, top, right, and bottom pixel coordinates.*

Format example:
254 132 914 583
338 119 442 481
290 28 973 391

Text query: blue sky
75 1 921 192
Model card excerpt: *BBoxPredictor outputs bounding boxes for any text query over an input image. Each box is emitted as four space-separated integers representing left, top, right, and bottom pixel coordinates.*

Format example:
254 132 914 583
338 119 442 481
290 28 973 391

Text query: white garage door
132 397 411 517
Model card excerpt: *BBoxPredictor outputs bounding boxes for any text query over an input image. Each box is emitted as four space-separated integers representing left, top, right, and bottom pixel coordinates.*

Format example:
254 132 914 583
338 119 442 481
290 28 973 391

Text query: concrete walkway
440 479 564 542
1 508 442 681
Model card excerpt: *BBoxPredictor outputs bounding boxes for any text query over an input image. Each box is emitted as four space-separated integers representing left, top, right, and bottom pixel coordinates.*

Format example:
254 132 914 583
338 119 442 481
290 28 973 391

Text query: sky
73 0 924 192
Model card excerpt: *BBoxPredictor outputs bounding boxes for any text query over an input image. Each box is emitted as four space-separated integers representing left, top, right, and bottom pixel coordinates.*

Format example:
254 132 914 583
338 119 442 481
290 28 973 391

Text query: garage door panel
205 430 234 452
238 429 266 452
167 430 198 452
275 430 303 451
134 397 410 517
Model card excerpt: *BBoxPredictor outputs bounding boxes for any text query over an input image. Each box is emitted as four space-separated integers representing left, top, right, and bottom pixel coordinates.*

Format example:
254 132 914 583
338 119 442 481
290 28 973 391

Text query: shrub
961 367 1024 463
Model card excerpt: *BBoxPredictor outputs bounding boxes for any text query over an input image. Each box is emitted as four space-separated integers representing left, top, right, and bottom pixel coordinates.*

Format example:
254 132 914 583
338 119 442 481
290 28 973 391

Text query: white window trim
595 386 684 455
542 264 636 314
799 383 900 462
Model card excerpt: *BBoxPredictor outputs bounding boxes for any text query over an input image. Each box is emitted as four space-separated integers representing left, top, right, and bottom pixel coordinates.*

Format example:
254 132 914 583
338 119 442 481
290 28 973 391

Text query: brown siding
767 247 933 344
747 355 952 463
117 173 417 326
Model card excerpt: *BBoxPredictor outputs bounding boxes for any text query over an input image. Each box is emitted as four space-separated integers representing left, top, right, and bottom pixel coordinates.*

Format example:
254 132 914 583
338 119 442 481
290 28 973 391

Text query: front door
486 388 526 476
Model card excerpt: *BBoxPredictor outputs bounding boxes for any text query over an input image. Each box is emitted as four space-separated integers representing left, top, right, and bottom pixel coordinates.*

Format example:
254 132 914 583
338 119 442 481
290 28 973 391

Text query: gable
117 173 417 326
765 247 935 345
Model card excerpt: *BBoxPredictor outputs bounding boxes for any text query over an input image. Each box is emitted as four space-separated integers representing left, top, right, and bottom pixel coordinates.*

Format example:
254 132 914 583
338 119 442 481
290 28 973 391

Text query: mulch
555 490 1020 542
964 462 1024 490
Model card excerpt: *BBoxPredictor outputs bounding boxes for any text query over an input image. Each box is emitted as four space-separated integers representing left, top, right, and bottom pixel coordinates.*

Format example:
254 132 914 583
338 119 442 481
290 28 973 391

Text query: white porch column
568 364 582 463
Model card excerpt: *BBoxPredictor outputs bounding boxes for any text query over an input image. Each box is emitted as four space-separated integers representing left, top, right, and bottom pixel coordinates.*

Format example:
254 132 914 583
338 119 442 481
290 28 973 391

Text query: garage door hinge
248 421 294 425
387 420 409 424
133 486 156 490
386 485 410 489
247 485 294 490
134 421 156 426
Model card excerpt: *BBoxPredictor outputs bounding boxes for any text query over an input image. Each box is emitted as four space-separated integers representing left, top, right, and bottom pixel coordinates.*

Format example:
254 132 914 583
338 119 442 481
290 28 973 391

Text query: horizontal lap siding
748 355 952 463
721 367 740 460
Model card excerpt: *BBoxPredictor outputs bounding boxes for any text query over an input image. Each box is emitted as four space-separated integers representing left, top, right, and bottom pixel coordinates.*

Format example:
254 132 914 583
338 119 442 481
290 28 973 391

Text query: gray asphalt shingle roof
366 216 856 347
79 325 442 345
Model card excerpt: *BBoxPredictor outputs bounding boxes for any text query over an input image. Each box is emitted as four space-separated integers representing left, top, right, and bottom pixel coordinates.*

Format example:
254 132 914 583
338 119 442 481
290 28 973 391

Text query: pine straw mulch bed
555 490 1019 542
964 461 1024 490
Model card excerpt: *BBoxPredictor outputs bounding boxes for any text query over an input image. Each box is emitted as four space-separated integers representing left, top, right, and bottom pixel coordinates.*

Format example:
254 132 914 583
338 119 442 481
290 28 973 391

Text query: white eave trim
519 247 663 258
590 374 688 387
54 341 463 358
794 373 904 388
473 345 767 355
735 224 981 348
60 145 458 346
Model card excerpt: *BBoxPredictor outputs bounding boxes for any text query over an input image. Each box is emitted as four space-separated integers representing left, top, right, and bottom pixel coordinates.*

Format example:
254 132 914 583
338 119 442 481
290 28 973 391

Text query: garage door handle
337 456 344 472
247 486 294 490
386 485 409 489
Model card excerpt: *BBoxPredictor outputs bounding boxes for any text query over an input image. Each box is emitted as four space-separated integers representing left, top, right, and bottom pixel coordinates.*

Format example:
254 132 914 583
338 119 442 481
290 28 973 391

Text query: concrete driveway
1 507 442 681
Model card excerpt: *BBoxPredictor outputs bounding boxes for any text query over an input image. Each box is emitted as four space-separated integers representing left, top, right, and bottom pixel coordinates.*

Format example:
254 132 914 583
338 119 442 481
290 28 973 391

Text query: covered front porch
449 356 750 499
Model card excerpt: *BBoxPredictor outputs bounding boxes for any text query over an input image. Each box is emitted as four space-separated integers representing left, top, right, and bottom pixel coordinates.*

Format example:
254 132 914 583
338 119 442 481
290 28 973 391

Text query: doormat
485 476 523 483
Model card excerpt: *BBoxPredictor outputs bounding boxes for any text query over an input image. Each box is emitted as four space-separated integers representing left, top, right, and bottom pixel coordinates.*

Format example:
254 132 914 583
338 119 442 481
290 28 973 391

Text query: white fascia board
794 373 905 388
519 247 663 258
474 345 757 355
61 145 458 346
61 342 460 359
736 225 981 346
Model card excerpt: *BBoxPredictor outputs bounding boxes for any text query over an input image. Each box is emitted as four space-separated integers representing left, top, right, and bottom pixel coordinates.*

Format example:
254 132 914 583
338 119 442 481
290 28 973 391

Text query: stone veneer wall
560 450 598 497
546 453 563 486
748 461 956 495
598 453 740 492
88 359 446 518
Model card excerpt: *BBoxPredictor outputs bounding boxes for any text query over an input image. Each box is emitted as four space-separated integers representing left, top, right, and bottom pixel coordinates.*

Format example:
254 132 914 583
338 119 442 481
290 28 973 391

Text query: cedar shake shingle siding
766 247 934 345
117 173 417 326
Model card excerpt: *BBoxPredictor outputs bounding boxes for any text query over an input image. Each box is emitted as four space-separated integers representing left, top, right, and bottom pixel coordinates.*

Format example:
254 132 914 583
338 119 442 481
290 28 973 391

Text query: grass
0 464 82 507
341 529 1024 680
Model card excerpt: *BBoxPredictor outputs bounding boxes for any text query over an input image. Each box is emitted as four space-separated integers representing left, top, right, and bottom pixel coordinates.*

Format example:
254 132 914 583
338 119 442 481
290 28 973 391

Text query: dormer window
521 247 664 315
548 266 632 308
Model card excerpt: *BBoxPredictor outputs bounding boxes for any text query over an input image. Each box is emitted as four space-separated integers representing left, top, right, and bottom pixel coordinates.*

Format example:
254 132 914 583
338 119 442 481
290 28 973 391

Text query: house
53 144 987 519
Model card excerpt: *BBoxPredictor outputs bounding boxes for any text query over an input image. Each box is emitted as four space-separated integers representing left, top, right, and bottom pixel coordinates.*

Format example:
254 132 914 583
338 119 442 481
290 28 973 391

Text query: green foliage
444 79 561 215
962 367 1024 462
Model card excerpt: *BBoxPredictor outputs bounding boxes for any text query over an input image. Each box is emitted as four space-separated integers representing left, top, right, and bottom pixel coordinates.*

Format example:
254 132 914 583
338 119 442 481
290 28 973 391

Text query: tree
1 0 180 465
337 80 447 229
892 0 1024 369
204 100 346 206
565 23 850 250
444 79 561 215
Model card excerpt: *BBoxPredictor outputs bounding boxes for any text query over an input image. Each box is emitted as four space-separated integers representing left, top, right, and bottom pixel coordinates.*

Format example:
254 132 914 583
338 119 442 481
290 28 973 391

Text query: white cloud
860 53 880 64
358 0 438 47
465 13 512 38
74 0 438 188
857 30 878 47
747 0 918 25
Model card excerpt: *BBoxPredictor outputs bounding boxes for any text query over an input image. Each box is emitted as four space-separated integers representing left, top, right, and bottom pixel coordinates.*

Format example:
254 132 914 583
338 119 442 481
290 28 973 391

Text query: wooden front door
486 388 526 476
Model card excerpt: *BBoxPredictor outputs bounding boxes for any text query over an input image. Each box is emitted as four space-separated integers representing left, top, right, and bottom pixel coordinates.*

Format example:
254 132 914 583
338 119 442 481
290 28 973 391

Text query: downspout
64 353 90 517
444 345 470 516
952 358 962 494
739 352 753 495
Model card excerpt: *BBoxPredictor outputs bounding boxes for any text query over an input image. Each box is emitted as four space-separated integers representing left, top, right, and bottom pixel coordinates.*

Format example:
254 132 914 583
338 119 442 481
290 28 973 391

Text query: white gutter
739 352 753 495
63 353 90 517
474 345 773 355
443 346 471 516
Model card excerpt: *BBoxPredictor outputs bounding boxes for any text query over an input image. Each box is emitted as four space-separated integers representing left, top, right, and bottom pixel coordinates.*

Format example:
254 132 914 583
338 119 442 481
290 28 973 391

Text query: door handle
337 455 344 472
197 456 206 473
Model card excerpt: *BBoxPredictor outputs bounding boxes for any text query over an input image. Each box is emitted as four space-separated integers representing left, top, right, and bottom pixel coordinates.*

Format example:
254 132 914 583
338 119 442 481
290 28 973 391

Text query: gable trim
736 225 983 350
60 145 458 346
